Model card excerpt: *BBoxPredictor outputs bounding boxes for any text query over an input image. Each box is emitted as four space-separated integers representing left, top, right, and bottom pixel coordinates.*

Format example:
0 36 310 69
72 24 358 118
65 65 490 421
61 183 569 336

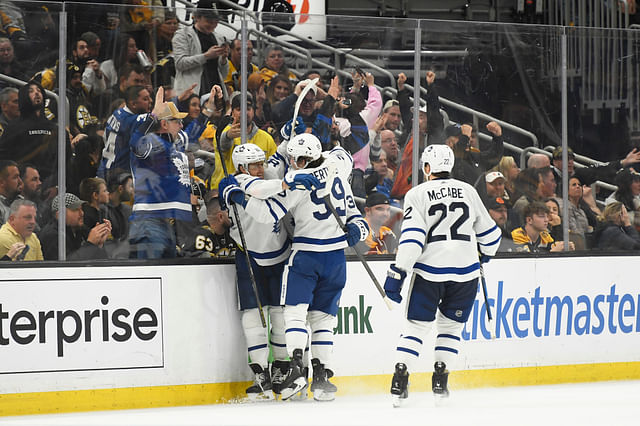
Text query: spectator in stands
512 166 557 218
354 192 397 255
79 177 110 230
511 201 573 252
128 93 192 259
97 63 147 120
156 10 178 60
490 155 519 200
259 44 296 83
487 196 517 252
567 175 599 249
0 160 22 225
18 163 48 229
605 168 640 229
79 32 107 96
545 197 563 242
334 71 382 197
0 37 28 89
526 153 551 169
105 171 133 258
391 71 443 198
448 121 504 185
209 92 277 189
381 99 402 139
594 202 640 251
119 0 164 56
225 39 259 94
63 63 98 135
478 171 508 202
0 82 60 183
0 199 43 261
0 4 27 41
364 150 395 201
272 77 336 146
67 133 104 196
265 74 292 107
179 194 236 257
379 129 400 175
100 33 140 88
40 193 111 260
97 85 152 179
555 146 640 189
172 0 229 97
0 87 19 137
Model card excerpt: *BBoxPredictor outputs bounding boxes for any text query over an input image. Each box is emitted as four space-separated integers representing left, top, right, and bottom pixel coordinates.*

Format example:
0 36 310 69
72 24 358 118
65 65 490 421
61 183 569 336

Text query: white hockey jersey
395 177 501 282
231 173 291 266
245 153 365 252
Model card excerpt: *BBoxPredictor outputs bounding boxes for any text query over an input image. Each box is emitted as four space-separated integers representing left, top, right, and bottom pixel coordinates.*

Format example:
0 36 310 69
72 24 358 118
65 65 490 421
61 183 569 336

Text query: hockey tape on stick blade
290 77 319 139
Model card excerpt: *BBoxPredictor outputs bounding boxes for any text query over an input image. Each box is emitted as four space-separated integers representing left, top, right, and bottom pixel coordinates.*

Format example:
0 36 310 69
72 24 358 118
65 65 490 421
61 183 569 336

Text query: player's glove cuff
346 221 369 246
384 264 407 304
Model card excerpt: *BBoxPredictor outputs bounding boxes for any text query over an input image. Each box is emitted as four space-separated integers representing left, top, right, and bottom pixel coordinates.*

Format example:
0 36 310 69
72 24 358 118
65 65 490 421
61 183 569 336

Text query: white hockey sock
269 306 288 361
434 311 464 368
395 319 434 372
283 303 310 357
308 310 337 370
241 308 269 368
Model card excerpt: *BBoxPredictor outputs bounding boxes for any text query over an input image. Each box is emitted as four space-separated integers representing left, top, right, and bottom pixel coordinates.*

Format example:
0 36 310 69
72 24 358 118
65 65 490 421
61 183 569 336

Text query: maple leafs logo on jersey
172 155 191 187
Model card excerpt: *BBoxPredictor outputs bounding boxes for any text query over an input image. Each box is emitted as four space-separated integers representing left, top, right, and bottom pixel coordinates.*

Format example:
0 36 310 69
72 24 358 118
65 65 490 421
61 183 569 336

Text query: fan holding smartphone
0 199 43 261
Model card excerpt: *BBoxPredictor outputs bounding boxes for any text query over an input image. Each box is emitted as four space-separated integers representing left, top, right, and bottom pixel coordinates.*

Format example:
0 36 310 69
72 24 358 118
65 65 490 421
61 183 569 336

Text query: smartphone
16 245 30 261
354 65 365 77
342 98 352 106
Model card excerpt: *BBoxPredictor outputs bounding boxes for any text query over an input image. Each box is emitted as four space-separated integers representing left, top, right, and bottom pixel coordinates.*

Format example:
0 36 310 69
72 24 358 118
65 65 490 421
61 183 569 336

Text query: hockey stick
319 162 394 311
479 264 494 339
289 77 319 140
216 115 266 328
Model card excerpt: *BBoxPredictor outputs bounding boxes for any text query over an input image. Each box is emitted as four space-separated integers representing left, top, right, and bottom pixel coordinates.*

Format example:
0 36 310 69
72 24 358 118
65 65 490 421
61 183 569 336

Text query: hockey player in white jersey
221 134 369 401
383 144 501 407
217 143 292 400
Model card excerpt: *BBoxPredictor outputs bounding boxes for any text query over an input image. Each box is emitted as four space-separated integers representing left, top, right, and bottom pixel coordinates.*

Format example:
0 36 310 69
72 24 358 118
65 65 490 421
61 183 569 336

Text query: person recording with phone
172 0 229 100
0 199 43 261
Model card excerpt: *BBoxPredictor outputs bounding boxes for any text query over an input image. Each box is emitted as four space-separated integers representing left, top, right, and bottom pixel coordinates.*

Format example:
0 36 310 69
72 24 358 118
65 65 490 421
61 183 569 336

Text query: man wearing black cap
172 0 229 97
486 196 517 252
354 192 397 255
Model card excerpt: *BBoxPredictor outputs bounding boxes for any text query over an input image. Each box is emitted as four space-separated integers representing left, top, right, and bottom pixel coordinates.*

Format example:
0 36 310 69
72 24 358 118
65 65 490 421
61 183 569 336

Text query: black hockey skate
290 366 310 401
310 358 337 401
279 349 308 401
390 363 409 408
271 360 289 396
246 364 274 401
432 361 450 403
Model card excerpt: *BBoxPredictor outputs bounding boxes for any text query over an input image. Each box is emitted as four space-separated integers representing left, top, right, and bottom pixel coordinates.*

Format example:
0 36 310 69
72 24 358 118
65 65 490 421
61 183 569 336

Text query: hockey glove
218 176 247 208
384 264 407 304
281 117 306 141
346 221 369 247
284 172 322 191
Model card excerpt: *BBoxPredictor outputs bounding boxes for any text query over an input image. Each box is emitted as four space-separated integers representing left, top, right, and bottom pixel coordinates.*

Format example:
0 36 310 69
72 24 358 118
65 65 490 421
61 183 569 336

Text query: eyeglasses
167 118 183 124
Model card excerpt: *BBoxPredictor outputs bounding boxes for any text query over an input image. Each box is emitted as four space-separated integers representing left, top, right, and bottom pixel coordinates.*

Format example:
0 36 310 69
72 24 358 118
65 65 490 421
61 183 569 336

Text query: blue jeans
128 218 177 259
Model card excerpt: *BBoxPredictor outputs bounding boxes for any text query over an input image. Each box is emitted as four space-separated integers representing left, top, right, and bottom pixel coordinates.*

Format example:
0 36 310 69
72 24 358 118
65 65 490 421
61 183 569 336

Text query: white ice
1 380 638 426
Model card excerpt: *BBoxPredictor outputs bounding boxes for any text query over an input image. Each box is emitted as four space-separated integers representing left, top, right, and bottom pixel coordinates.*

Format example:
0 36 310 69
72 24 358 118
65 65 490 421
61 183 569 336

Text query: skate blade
280 378 308 401
391 395 405 408
247 390 275 402
291 388 309 401
312 389 335 402
433 393 449 407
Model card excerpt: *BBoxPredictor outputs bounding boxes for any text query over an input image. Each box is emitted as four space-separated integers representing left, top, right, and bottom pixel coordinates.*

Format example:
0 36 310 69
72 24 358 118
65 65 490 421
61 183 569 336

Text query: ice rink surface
1 380 639 426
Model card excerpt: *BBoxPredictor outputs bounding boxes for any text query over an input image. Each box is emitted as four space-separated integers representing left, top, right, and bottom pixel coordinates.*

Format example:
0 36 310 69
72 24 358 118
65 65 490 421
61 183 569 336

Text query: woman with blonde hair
594 202 640 250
